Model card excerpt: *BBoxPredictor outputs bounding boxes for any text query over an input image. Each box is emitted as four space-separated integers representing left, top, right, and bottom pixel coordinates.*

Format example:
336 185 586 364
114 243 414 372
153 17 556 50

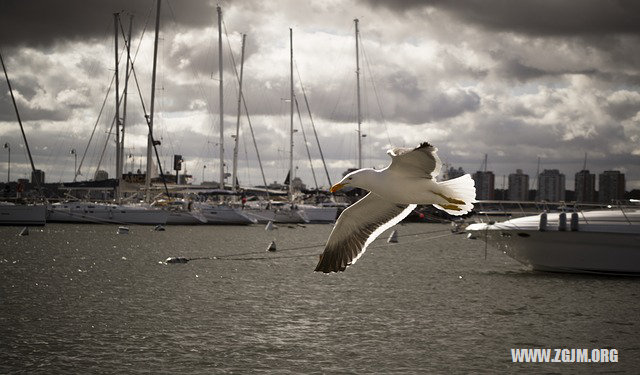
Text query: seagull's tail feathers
433 174 476 216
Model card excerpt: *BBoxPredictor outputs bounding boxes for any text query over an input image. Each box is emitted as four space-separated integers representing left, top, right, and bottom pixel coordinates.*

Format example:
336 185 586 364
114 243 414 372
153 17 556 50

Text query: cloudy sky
1 0 640 191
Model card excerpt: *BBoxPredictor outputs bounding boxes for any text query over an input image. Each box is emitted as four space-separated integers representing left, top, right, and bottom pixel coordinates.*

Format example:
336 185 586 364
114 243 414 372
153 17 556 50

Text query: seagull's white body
349 168 474 208
315 142 476 273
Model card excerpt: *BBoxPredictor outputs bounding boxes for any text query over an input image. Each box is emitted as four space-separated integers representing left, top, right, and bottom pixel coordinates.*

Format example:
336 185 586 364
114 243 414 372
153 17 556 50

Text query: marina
1 0 640 372
1 222 638 372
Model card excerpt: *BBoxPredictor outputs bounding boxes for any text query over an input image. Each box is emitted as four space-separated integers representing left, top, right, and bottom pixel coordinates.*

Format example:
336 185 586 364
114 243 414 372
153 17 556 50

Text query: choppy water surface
1 223 639 373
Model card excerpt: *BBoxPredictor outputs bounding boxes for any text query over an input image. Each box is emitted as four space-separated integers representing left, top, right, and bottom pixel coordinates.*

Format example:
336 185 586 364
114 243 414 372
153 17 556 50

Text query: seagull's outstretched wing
387 142 442 179
315 193 416 273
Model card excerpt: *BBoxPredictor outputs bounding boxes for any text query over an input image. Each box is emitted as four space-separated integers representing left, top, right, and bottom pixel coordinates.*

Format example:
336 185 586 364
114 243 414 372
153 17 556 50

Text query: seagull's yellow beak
330 182 346 193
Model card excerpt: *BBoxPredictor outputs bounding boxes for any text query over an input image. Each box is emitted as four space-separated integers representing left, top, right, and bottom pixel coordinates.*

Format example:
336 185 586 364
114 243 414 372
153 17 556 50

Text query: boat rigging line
294 61 332 187
92 7 152 180
78 73 115 178
359 35 393 148
222 20 270 198
294 96 319 191
115 8 170 197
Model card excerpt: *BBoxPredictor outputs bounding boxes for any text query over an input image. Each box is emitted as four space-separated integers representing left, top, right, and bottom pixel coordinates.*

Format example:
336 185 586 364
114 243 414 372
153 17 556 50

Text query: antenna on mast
355 18 362 169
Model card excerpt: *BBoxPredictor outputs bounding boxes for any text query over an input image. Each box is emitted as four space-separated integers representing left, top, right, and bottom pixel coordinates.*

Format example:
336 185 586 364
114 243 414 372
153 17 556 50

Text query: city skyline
1 0 640 189
463 165 630 202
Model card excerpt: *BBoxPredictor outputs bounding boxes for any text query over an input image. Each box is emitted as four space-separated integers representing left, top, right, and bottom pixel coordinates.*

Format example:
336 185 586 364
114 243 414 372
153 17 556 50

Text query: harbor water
1 223 639 373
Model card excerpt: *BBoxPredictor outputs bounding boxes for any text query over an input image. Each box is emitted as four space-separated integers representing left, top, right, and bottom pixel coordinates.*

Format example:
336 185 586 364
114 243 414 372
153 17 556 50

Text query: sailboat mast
114 13 121 200
232 34 246 193
121 15 133 178
146 0 161 201
355 18 362 169
217 6 225 190
289 28 294 200
0 52 38 186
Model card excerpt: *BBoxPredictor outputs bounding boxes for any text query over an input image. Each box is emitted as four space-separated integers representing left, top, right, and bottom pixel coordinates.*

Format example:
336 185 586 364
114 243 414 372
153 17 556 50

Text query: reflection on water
1 223 638 373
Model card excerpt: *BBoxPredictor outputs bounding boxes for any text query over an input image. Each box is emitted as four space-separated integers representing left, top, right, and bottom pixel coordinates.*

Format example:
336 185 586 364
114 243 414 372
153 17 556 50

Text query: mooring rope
221 232 457 262
168 228 455 263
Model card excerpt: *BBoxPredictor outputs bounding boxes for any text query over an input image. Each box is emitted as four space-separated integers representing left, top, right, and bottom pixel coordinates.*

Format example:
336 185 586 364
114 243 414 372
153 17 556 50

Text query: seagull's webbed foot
441 204 462 211
433 192 465 205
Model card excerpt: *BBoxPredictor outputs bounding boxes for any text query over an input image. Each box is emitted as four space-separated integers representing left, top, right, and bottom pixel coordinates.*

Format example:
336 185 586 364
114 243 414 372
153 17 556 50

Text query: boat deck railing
474 200 640 225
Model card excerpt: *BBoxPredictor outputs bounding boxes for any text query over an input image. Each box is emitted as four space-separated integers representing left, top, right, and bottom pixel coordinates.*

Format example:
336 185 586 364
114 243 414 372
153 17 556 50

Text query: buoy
387 230 398 243
19 227 29 236
166 256 189 264
117 226 130 235
266 240 277 252
265 221 275 231
154 224 166 231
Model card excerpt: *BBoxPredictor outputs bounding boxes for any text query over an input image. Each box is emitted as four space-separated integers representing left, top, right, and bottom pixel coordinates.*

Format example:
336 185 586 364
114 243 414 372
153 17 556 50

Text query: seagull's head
330 168 376 193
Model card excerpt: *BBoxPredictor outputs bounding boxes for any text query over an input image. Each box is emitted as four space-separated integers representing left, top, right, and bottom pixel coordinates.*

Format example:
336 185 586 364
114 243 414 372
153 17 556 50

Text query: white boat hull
47 203 168 225
0 204 47 226
195 204 256 225
466 209 640 275
477 229 640 275
165 211 208 225
242 208 309 224
298 205 338 223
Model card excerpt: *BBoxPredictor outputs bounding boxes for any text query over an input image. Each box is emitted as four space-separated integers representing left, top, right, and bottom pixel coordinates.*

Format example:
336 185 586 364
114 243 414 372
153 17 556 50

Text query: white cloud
1 0 640 189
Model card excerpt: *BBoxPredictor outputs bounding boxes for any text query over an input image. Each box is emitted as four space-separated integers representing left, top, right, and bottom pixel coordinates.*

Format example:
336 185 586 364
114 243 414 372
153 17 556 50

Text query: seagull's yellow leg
433 192 465 205
441 204 462 211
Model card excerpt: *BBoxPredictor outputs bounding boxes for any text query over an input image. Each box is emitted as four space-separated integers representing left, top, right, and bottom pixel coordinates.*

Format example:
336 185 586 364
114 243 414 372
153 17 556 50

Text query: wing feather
314 193 416 273
387 142 442 179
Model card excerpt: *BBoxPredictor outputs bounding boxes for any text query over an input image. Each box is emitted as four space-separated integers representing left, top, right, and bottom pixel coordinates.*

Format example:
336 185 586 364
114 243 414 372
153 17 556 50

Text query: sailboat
233 29 308 224
0 52 47 226
285 28 338 223
48 7 168 225
186 5 256 225
292 19 372 224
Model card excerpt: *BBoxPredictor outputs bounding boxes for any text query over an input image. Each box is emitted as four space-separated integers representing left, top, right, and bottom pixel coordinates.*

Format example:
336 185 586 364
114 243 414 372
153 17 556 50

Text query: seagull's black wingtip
417 141 434 149
314 253 348 273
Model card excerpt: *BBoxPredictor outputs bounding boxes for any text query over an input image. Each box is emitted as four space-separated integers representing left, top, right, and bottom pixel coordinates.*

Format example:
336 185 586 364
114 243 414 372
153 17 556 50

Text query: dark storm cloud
0 81 69 122
604 91 640 121
496 58 547 82
0 0 216 49
362 0 640 36
493 56 600 82
382 71 481 123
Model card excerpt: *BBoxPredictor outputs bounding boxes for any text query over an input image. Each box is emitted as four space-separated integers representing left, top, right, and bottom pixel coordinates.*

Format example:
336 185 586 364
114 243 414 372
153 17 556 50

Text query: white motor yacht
466 208 640 275
47 202 168 225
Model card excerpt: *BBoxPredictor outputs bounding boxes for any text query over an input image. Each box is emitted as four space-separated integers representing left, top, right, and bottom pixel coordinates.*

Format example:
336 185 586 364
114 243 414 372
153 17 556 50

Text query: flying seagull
315 142 476 273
